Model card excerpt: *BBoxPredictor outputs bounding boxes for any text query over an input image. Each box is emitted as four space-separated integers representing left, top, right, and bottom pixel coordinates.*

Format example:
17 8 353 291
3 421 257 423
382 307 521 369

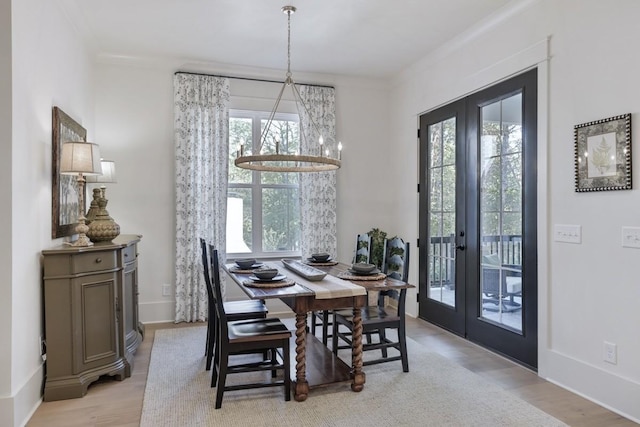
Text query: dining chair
200 238 268 371
332 237 410 372
208 246 291 408
310 233 373 346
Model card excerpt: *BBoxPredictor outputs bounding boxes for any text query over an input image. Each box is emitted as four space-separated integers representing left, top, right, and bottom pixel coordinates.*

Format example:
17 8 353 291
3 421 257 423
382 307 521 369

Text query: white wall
93 57 391 321
0 0 13 423
389 0 639 421
3 1 95 426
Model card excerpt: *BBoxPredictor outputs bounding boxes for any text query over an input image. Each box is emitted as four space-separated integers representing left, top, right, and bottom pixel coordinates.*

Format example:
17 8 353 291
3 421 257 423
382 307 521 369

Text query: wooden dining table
224 259 414 402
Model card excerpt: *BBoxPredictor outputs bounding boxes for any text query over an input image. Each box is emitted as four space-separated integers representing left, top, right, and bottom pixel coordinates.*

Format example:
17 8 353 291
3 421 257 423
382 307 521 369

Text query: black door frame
418 68 538 369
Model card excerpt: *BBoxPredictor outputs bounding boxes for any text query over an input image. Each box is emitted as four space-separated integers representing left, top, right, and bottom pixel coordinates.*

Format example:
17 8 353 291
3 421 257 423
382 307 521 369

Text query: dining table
223 259 414 402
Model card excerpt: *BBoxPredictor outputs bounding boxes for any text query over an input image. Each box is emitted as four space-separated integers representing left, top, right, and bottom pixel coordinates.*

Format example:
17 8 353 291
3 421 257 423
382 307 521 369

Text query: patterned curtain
174 74 230 323
298 85 338 258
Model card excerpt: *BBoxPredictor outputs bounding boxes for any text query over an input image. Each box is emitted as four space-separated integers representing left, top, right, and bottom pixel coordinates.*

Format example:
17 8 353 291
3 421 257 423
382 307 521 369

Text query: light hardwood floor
27 317 637 427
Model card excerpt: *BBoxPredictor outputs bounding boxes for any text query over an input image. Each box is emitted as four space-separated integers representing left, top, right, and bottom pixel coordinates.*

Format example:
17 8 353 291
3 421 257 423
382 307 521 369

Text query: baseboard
543 349 640 423
139 300 175 323
2 364 44 427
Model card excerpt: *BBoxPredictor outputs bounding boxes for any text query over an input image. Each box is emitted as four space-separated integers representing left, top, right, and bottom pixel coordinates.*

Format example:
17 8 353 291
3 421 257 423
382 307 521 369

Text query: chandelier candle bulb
338 141 343 160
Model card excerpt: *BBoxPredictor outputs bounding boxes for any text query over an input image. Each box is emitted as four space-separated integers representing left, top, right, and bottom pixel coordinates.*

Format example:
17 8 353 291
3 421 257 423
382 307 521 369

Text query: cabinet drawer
72 251 117 274
122 244 137 264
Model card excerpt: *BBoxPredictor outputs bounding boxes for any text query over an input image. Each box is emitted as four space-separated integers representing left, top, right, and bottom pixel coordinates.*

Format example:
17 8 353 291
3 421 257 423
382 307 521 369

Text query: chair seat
228 318 291 343
225 300 268 318
335 307 400 328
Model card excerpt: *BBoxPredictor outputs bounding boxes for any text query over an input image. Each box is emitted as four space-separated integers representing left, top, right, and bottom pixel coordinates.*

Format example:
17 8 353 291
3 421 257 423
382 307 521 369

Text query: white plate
233 262 264 270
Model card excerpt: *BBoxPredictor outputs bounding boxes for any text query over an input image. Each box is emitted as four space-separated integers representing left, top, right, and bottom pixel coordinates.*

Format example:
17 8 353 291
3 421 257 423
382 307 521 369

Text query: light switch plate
554 224 582 244
621 226 640 248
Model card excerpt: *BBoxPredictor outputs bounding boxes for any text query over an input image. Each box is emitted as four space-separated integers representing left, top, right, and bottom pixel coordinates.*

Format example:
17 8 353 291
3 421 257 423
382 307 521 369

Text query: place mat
303 260 339 266
338 271 387 281
242 278 295 288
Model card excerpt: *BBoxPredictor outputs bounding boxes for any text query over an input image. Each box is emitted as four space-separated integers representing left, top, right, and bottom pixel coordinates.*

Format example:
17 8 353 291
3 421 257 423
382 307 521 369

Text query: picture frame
574 113 632 192
52 107 87 238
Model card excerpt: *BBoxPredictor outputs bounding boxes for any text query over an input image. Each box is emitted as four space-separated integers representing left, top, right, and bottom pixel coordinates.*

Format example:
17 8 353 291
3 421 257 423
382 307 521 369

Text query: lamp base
66 217 94 247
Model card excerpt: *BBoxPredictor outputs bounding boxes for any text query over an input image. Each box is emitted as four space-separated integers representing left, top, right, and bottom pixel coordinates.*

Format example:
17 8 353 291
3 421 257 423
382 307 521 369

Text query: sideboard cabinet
42 234 143 401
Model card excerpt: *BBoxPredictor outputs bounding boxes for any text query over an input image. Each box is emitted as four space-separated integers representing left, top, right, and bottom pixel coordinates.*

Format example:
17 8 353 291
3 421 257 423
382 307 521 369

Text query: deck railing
428 234 522 287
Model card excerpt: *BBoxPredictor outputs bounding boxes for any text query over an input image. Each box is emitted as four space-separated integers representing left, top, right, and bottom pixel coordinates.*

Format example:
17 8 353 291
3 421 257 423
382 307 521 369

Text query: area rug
140 326 566 427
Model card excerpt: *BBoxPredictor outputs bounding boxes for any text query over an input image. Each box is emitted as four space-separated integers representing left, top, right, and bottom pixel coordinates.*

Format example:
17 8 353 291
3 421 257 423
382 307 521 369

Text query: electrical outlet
554 224 582 244
604 341 617 364
162 284 171 296
621 226 640 248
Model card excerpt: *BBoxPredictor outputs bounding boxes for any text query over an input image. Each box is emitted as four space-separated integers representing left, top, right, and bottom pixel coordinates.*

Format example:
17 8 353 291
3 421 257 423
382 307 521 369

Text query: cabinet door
123 257 141 354
71 272 119 373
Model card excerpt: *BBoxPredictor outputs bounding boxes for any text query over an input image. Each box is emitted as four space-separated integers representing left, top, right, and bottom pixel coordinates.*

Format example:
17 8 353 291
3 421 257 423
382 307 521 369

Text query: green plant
367 228 388 269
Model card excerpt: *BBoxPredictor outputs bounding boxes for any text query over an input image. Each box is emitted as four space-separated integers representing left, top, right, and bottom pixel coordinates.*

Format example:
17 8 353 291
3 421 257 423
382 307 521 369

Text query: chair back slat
200 238 216 322
209 245 229 334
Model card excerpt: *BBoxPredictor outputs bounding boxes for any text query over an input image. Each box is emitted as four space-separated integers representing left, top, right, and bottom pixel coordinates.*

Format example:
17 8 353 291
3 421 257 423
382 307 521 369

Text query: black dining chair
209 246 291 408
332 237 410 372
200 238 268 371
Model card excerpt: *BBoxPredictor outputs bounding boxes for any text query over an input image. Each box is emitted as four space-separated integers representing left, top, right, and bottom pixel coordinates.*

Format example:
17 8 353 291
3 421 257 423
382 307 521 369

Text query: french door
418 69 538 369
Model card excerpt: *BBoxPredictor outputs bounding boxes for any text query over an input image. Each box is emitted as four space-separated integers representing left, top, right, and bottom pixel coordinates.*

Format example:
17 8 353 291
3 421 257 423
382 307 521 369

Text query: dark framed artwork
574 113 632 192
52 106 87 238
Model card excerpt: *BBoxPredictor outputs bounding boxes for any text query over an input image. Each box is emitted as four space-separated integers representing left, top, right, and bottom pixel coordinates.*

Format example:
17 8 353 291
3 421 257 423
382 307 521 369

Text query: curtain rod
174 71 334 89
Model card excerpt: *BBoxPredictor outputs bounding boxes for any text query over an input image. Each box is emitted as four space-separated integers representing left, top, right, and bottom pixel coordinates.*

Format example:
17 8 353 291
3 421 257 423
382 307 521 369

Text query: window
226 109 301 258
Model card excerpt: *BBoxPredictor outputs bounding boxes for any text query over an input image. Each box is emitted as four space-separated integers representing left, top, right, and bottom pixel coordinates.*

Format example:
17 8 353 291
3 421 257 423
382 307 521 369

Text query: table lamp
59 141 102 246
85 159 120 242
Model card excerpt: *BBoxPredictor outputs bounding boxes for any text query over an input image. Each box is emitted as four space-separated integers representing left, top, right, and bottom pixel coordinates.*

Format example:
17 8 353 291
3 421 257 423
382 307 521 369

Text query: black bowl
351 262 376 273
235 258 257 269
252 268 279 280
311 252 331 262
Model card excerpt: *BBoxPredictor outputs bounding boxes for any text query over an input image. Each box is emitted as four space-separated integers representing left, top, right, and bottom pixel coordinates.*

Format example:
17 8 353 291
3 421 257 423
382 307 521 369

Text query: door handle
456 245 466 251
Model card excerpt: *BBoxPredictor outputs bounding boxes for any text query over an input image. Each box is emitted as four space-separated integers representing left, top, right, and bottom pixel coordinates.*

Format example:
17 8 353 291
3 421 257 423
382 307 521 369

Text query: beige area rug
140 327 566 427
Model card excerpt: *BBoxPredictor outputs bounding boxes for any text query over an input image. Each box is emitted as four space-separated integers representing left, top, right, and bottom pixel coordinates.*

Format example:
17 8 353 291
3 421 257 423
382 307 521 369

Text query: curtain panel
298 85 338 258
174 73 230 323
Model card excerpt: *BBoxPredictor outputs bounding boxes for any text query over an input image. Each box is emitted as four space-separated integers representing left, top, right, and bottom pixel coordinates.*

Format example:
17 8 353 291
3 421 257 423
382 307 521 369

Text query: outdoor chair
481 252 522 312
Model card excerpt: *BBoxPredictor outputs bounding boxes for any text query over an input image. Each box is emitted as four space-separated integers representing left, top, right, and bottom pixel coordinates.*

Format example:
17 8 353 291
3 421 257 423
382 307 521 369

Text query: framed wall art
52 106 87 238
574 113 632 192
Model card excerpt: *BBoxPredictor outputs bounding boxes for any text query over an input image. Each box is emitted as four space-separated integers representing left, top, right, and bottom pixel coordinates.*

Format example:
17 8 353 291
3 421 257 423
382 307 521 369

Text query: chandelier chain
286 8 292 77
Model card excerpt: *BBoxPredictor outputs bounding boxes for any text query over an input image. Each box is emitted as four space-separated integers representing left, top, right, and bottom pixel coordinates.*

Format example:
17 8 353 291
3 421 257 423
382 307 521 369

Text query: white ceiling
60 0 514 79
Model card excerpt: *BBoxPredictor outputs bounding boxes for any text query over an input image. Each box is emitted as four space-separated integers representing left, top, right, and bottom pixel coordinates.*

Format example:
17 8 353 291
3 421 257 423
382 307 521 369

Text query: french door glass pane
427 117 456 307
479 93 523 332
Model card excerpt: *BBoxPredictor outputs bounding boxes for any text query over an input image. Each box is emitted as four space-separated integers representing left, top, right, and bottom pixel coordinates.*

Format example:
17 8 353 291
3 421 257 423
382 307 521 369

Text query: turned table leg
293 311 309 401
350 306 366 392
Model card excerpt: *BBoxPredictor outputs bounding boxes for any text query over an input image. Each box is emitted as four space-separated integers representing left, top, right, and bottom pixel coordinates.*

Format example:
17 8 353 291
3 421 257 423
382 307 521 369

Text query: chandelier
234 5 342 173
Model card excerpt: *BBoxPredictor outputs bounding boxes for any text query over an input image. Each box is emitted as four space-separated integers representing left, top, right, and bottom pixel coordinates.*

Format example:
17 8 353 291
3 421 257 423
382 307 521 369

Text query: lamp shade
60 142 101 175
86 159 117 183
